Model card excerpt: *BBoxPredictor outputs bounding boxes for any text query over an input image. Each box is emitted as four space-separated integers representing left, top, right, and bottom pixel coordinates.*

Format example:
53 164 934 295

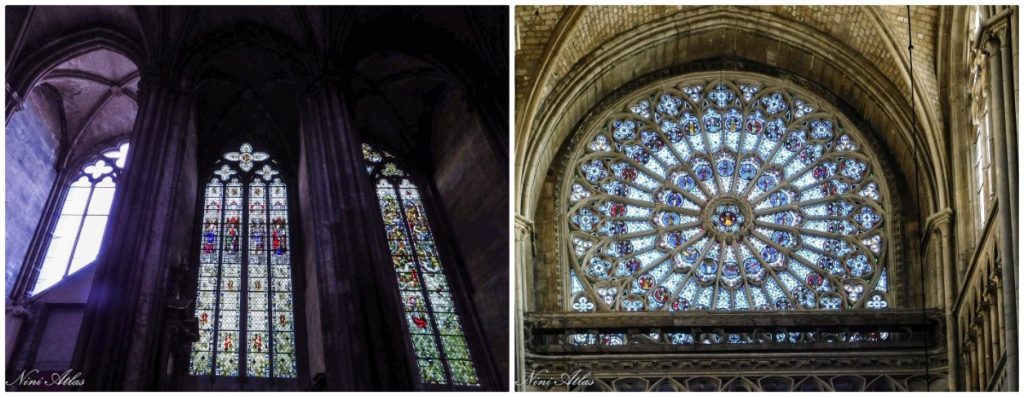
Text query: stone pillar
513 216 533 391
926 209 957 389
995 11 1018 268
70 75 199 390
295 78 412 390
984 27 1018 391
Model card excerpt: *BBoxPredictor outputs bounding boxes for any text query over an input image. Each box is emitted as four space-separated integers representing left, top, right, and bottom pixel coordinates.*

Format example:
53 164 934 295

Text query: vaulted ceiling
515 6 942 125
7 6 505 174
514 5 954 217
36 48 139 167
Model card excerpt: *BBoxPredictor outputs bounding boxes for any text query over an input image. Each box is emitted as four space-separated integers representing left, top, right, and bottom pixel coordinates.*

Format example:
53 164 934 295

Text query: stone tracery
565 75 892 313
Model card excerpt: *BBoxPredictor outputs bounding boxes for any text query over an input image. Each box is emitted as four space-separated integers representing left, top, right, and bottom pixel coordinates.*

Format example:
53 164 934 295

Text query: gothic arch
515 7 957 391
7 43 141 301
7 25 144 119
177 21 313 87
516 7 942 221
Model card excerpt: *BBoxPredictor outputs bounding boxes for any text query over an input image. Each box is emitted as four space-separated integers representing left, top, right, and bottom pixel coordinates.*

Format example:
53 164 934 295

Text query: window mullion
240 176 251 379
211 179 227 379
264 180 274 378
62 179 96 279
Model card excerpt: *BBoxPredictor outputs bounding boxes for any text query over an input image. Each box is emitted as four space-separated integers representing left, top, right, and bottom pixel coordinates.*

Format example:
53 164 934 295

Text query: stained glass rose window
565 76 891 312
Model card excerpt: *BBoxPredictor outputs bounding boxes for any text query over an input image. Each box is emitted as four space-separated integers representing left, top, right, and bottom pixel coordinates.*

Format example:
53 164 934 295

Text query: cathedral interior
514 5 1018 392
5 5 508 391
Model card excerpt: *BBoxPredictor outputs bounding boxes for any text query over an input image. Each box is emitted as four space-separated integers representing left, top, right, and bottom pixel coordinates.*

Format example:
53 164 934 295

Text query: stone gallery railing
521 310 948 391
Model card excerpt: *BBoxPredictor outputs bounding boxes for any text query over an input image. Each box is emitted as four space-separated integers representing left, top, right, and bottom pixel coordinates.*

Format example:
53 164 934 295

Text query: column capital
980 14 1011 55
921 208 953 249
5 304 32 320
924 208 954 233
515 215 534 238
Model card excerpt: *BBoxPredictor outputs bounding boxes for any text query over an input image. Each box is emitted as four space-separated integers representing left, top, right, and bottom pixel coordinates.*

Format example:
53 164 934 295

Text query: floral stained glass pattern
32 142 130 295
189 143 296 379
363 143 480 387
566 77 890 313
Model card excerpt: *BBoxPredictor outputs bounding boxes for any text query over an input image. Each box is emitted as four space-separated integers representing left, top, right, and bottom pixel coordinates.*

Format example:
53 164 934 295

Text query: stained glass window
190 143 297 379
363 143 480 387
566 77 891 313
31 142 130 295
968 8 994 232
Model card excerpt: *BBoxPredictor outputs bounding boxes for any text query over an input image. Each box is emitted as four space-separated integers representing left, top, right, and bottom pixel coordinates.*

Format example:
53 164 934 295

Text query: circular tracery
565 75 891 312
704 195 751 242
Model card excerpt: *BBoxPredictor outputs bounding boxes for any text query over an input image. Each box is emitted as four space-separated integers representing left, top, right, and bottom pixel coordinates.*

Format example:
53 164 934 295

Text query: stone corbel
5 304 32 321
6 82 26 113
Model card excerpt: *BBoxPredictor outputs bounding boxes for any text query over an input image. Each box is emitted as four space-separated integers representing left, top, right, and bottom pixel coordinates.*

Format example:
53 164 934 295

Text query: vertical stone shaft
997 17 1017 268
296 80 411 390
985 29 1018 391
513 217 533 390
71 77 197 390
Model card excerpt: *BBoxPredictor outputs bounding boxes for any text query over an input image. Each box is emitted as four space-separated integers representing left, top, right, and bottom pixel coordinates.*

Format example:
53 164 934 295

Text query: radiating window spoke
566 77 891 314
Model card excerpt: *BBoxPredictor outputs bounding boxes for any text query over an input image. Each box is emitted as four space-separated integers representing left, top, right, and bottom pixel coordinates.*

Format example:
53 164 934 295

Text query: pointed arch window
362 143 480 387
189 143 297 379
968 5 994 233
30 142 130 295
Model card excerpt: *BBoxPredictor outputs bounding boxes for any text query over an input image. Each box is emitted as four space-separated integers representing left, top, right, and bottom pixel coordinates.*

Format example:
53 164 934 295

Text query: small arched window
362 143 480 387
30 142 129 295
188 143 297 379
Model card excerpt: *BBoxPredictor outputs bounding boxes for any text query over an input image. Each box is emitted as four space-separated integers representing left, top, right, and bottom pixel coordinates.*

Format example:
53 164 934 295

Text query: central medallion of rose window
702 196 752 243
712 203 743 234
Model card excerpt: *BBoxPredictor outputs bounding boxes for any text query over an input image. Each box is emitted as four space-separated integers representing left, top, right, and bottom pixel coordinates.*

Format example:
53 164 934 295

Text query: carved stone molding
519 372 949 392
515 215 534 240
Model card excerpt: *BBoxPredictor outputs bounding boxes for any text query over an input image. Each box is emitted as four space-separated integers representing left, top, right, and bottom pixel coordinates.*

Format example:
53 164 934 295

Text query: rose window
565 76 891 312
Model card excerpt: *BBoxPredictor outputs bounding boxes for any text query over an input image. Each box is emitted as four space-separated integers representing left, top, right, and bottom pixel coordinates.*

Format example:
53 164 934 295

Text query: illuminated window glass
31 142 129 295
189 143 297 379
565 77 891 313
363 143 480 386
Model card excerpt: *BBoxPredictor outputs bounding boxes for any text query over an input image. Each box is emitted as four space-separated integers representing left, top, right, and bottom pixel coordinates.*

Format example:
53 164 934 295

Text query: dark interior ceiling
351 50 461 166
8 6 505 174
179 6 499 173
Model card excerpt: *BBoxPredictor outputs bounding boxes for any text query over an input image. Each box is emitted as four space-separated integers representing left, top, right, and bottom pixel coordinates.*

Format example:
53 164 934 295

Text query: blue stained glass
566 78 889 312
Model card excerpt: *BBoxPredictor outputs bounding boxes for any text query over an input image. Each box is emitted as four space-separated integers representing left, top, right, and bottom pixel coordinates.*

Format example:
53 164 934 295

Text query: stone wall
5 87 63 297
431 90 509 385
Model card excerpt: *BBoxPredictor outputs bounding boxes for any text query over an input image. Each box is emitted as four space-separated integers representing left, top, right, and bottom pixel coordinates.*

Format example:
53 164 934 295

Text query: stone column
295 78 412 390
513 216 533 391
984 27 1018 391
70 75 199 390
995 11 1018 267
926 209 957 389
